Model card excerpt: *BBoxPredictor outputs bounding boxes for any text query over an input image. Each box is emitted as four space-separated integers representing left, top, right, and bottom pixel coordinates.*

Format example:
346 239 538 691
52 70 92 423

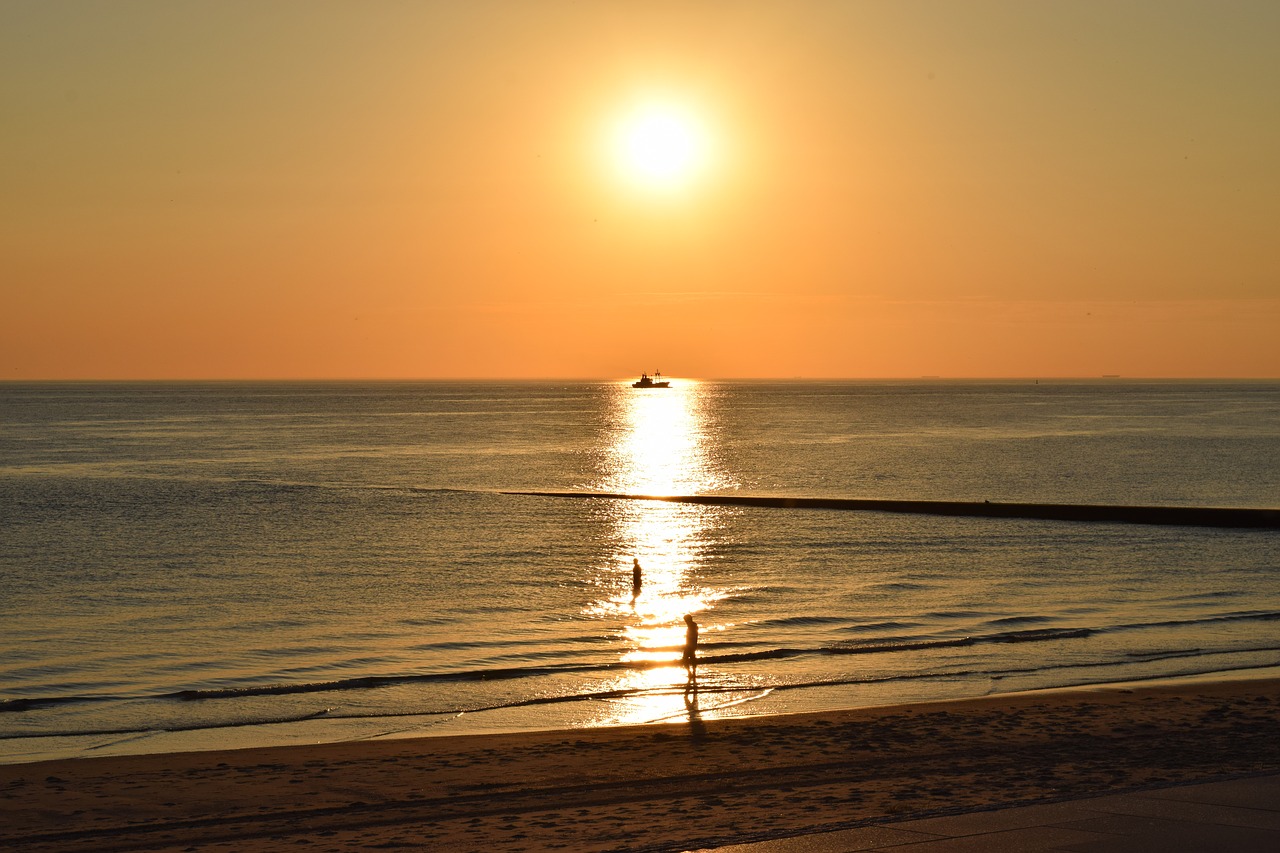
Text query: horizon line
3 375 1279 384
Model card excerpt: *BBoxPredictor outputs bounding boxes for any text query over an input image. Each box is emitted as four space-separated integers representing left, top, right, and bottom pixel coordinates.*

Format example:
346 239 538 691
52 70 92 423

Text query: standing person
682 614 699 679
632 558 642 597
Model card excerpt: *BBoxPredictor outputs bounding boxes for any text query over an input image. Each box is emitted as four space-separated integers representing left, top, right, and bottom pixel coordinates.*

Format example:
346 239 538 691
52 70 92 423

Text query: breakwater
505 491 1280 529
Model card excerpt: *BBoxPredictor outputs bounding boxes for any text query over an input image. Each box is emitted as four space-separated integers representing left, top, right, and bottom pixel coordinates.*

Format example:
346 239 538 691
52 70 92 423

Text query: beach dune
3 677 1278 852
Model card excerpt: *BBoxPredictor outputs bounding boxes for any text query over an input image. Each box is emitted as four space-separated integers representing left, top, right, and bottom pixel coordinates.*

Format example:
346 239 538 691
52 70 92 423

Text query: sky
3 0 1278 380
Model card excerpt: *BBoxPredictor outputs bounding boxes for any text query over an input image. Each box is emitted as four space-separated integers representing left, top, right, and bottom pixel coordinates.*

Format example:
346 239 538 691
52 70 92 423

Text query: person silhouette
682 614 699 680
632 558 642 597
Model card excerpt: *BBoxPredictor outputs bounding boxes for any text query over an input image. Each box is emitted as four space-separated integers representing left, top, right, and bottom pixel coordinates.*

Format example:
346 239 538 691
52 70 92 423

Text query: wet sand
3 677 1278 852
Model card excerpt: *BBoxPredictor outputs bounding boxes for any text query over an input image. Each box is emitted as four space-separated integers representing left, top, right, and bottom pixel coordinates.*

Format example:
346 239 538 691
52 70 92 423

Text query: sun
613 103 709 190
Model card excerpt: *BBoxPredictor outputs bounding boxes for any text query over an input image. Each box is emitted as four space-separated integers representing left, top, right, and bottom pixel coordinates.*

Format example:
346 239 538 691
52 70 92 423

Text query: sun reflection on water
583 380 745 727
601 379 728 496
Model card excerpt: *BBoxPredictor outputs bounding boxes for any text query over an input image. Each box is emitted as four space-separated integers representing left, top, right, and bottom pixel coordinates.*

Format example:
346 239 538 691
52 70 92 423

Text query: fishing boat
632 371 671 389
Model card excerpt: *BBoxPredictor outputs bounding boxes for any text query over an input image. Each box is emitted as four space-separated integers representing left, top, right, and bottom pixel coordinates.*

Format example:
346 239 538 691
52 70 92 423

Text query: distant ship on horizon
632 371 671 389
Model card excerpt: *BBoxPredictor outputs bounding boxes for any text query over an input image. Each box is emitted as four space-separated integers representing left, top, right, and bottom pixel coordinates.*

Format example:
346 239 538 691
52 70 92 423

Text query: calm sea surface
2 380 1278 763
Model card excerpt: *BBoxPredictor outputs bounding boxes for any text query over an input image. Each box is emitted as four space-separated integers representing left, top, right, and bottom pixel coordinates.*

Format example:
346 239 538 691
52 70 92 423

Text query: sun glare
613 103 709 190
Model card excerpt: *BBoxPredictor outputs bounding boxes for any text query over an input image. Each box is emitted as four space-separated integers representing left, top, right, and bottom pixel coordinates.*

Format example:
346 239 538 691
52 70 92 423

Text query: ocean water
1 380 1278 764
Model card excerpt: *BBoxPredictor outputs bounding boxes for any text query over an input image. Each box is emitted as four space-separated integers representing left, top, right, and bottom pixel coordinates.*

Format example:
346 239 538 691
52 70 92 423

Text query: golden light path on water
584 380 768 728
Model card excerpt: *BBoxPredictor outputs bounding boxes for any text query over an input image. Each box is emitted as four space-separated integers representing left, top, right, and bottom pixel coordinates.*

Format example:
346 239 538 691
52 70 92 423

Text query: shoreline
4 672 1278 852
5 663 1280 767
8 662 1279 768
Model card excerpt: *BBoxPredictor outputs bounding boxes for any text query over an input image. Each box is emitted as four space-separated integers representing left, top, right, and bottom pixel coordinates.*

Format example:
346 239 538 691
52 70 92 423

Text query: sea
2 379 1278 765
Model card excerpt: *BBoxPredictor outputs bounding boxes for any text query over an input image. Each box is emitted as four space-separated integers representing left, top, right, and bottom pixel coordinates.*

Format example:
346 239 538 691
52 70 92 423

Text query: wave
162 663 617 701
842 620 924 632
0 706 347 742
0 695 110 714
750 615 853 629
987 627 1094 643
983 615 1056 628
7 611 1278 716
865 582 931 592
825 636 977 655
762 648 1280 701
1113 610 1280 632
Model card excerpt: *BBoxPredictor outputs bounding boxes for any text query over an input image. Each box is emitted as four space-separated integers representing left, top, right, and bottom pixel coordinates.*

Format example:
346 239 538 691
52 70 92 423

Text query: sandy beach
3 676 1278 852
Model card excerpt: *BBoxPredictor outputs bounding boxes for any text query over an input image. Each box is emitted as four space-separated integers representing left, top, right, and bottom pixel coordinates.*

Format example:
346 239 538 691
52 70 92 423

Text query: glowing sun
613 103 709 190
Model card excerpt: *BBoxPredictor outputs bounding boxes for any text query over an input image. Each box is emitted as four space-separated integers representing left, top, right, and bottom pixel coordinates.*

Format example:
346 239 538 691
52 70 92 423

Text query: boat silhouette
632 371 671 389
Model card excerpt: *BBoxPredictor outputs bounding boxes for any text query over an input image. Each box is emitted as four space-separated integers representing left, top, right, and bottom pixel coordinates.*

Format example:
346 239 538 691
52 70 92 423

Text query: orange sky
3 1 1278 379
